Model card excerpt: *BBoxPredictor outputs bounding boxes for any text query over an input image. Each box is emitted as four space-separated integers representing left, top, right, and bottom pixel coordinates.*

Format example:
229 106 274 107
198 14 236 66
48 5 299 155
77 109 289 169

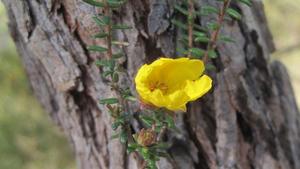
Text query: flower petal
135 64 152 101
153 58 206 93
160 58 205 81
135 64 151 85
166 90 189 112
148 90 170 108
184 75 213 101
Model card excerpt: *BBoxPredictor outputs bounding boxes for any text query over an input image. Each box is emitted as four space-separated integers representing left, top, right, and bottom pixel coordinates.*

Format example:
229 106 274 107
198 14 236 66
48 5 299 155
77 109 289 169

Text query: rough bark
2 0 300 169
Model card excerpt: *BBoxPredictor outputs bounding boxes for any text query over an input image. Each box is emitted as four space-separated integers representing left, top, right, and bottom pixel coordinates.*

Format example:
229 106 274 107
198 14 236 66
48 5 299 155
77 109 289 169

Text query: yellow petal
148 90 169 108
184 75 213 101
135 64 152 86
166 90 189 112
135 64 152 102
159 58 204 81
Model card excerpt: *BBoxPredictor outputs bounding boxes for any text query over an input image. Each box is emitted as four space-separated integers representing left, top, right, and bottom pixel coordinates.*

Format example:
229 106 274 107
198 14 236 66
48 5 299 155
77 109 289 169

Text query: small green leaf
99 98 119 104
179 38 189 46
201 5 219 15
112 24 132 30
112 73 119 82
93 32 108 39
226 8 242 20
92 16 110 26
189 48 205 58
83 0 127 8
195 36 210 43
87 45 108 52
102 71 113 77
95 59 115 68
207 22 219 30
120 130 128 144
112 41 129 46
206 63 216 71
124 96 137 102
141 147 150 159
194 24 208 32
193 31 206 37
107 0 127 8
83 0 105 7
156 151 170 158
146 159 157 169
165 115 175 129
208 50 217 59
171 19 188 30
128 143 139 149
111 122 121 130
152 143 170 149
140 115 155 128
174 5 189 15
219 36 236 43
236 0 252 6
127 143 139 153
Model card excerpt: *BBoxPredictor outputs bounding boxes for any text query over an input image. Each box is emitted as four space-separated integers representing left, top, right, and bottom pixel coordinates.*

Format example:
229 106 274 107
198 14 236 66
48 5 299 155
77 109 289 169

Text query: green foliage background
0 1 299 169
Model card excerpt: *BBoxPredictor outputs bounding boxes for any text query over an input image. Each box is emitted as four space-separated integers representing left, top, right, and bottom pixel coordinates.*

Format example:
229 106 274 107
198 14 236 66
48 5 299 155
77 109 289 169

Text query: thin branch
103 0 136 157
157 125 167 141
104 0 113 58
203 0 231 63
188 0 195 57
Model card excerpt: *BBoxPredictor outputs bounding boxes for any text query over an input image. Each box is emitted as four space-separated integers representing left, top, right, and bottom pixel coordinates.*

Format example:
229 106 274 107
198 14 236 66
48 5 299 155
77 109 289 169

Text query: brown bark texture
2 0 300 169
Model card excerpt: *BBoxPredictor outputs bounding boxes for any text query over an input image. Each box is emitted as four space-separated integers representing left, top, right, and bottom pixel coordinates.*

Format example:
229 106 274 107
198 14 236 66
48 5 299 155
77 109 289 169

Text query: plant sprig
84 0 134 147
203 0 231 63
173 0 250 64
84 0 251 168
84 1 177 168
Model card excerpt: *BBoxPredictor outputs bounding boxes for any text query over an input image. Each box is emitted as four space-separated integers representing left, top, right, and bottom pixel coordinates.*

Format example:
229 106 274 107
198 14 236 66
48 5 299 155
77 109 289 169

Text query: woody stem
203 0 231 63
103 0 113 58
188 0 195 57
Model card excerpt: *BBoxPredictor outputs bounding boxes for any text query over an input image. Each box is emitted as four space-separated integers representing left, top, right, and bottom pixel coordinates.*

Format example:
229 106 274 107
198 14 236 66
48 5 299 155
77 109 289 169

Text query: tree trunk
3 0 300 169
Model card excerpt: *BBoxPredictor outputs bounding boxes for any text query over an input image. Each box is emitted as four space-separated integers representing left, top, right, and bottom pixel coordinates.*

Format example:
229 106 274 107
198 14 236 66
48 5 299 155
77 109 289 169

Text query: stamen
149 81 168 93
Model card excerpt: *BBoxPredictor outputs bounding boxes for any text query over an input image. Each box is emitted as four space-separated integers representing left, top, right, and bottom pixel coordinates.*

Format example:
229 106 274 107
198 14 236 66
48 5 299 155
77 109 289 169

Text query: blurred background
0 0 299 169
0 2 76 169
265 0 300 106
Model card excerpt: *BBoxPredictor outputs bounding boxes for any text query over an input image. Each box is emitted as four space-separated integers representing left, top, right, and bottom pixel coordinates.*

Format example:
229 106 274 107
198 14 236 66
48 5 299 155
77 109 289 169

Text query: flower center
149 81 168 94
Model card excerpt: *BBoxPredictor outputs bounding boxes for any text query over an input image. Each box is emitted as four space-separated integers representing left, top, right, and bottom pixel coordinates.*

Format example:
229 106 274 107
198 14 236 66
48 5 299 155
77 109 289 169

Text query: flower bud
136 129 156 147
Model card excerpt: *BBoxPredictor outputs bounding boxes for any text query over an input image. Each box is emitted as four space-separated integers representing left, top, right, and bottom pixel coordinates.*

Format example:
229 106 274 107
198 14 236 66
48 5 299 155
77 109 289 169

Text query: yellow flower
135 57 212 112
